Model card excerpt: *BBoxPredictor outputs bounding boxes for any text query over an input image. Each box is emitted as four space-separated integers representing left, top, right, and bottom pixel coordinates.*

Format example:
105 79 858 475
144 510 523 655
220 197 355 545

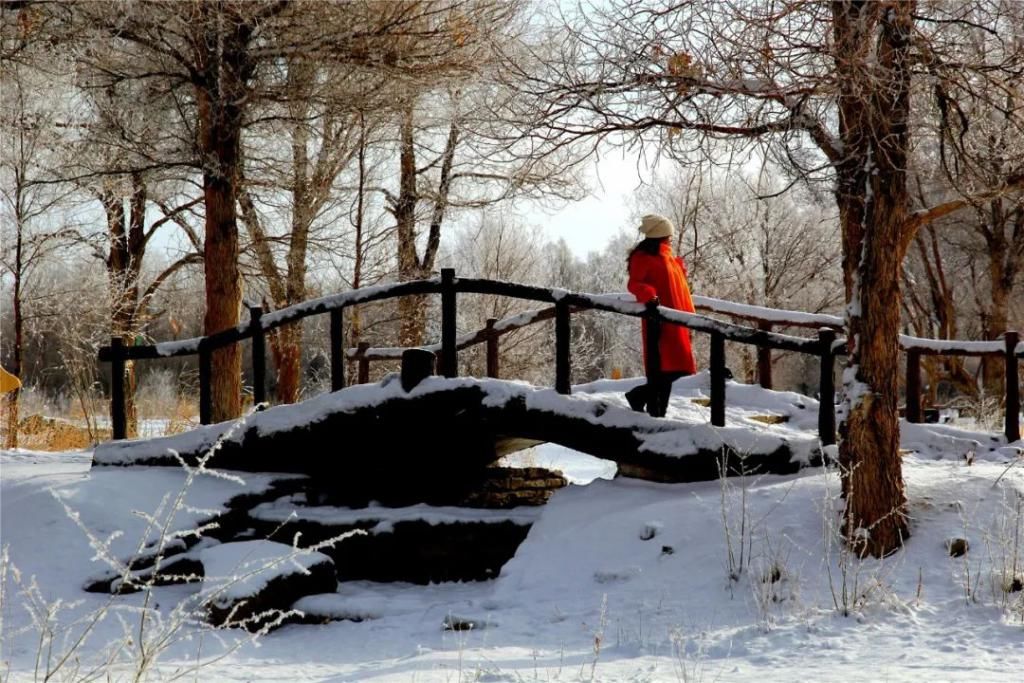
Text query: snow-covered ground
2 383 1023 682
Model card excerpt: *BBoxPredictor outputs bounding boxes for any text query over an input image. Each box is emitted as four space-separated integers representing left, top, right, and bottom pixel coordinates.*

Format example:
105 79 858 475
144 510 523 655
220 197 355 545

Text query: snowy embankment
2 382 1023 681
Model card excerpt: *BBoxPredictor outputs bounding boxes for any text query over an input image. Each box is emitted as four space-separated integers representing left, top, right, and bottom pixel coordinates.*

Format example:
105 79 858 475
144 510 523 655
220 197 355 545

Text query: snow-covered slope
2 383 1022 681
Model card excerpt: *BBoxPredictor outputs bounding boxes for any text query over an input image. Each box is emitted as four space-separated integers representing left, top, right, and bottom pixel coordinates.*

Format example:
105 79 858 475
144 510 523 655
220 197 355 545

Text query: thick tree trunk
269 323 303 403
842 196 910 556
982 240 1009 396
199 98 244 421
269 331 301 403
193 11 253 423
103 175 149 436
833 0 911 557
396 105 426 347
399 291 429 348
202 170 243 422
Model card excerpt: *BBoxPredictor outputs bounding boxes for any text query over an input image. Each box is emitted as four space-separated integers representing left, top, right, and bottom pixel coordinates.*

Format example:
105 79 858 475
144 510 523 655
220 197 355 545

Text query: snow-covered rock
198 540 336 631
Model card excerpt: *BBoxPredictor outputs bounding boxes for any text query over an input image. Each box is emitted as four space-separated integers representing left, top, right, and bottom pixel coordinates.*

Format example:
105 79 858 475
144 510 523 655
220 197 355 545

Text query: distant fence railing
100 269 1023 444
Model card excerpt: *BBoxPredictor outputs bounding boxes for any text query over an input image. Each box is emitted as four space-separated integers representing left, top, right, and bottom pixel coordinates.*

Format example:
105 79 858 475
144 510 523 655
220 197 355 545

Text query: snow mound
198 540 334 607
248 499 541 533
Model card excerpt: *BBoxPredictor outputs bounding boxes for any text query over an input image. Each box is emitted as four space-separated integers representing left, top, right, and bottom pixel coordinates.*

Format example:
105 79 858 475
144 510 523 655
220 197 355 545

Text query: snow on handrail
454 278 822 353
898 335 1005 355
144 279 442 358
344 283 821 360
261 278 441 328
692 295 844 328
105 277 1022 361
688 294 1018 356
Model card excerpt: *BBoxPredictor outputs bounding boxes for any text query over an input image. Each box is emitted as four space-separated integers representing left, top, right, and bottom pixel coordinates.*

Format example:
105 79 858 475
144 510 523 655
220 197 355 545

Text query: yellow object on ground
0 366 21 393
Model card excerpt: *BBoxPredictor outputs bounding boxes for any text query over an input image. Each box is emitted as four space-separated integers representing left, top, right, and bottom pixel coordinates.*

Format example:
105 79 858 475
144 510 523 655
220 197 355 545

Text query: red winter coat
627 241 697 375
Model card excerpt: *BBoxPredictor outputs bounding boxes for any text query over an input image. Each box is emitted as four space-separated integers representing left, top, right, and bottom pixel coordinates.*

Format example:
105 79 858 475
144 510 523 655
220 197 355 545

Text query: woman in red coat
625 214 697 416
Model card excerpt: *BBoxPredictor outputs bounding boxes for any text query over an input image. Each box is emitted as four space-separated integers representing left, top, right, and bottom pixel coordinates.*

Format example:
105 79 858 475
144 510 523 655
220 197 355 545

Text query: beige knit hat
638 214 674 239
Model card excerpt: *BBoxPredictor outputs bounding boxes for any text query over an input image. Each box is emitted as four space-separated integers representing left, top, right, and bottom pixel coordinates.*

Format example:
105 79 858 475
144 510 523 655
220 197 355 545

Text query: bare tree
64 72 206 433
637 169 840 312
238 57 370 403
383 3 584 347
901 219 980 403
50 0 514 420
0 47 80 447
49 1 289 420
915 4 1024 395
449 213 554 381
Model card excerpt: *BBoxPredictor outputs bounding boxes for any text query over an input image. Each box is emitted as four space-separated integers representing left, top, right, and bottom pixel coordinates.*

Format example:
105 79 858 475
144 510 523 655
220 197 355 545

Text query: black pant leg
650 372 686 417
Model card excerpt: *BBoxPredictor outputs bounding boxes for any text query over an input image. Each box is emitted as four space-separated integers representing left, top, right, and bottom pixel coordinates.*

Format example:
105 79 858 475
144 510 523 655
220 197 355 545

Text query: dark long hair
627 236 669 264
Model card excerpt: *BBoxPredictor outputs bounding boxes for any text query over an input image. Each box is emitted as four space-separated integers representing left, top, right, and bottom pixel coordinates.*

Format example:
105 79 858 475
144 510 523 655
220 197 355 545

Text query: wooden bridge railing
100 269 1023 444
691 298 1022 442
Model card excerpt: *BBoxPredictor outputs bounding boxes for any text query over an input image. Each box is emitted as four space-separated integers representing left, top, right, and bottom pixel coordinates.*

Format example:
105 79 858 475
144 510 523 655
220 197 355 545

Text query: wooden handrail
99 271 1022 444
99 279 442 361
692 295 843 330
454 277 821 353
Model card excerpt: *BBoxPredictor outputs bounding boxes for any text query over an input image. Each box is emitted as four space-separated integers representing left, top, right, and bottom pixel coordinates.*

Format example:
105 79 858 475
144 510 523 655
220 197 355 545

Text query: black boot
647 387 668 418
625 385 646 412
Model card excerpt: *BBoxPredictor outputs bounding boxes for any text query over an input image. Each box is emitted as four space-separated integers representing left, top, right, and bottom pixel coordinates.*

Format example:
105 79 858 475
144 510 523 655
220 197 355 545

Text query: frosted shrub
977 490 1024 619
669 626 711 683
819 460 905 616
749 533 799 632
134 370 182 419
1 409 362 681
954 393 1005 433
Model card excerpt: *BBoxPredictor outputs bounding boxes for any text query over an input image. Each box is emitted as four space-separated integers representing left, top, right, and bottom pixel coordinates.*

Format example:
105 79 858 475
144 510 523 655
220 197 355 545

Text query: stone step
197 540 337 632
242 501 540 584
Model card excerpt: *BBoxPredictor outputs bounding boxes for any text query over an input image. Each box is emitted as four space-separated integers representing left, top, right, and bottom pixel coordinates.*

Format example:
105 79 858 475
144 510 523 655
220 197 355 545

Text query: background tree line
2 1 1022 557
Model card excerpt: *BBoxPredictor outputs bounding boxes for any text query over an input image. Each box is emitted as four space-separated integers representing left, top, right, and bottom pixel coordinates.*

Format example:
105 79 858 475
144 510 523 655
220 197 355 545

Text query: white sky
523 152 652 257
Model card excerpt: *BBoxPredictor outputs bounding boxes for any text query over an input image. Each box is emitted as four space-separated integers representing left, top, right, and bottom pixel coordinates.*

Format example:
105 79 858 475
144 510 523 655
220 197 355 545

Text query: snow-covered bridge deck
93 373 824 484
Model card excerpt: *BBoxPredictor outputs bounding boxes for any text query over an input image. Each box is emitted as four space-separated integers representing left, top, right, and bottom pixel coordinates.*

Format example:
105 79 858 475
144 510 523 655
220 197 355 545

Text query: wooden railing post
401 348 435 391
330 308 345 391
817 328 837 446
248 306 266 407
710 330 726 427
109 337 127 440
905 349 921 424
555 300 571 394
644 298 663 416
199 341 212 425
357 341 370 384
485 317 499 379
1006 330 1020 442
757 320 773 389
440 268 457 378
